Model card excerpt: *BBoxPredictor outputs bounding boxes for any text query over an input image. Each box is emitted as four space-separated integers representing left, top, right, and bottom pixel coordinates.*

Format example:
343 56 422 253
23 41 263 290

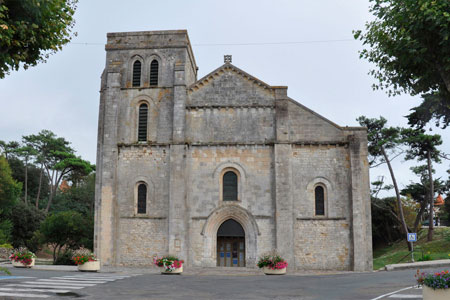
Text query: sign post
407 233 417 262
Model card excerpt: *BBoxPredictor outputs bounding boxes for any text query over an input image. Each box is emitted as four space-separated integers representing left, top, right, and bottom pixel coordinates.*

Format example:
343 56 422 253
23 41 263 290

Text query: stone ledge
296 217 346 221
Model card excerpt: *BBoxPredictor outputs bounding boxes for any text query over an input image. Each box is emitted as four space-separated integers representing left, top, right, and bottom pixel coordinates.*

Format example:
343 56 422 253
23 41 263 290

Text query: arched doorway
217 219 245 267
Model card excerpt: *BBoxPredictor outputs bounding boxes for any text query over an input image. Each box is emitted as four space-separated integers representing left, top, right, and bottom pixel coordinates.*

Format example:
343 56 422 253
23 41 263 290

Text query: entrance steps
184 266 261 276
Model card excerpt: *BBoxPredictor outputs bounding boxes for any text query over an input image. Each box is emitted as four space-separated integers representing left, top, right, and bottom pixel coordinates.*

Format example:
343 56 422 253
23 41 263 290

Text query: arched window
149 60 159 86
132 60 142 87
315 186 325 216
138 103 148 142
137 183 147 214
223 171 238 201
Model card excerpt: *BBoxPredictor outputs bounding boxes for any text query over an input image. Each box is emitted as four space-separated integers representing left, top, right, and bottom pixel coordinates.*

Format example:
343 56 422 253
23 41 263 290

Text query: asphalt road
0 267 442 300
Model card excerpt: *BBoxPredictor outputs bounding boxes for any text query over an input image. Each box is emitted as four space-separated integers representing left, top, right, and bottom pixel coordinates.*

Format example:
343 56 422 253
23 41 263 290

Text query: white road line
57 276 117 281
371 286 415 300
388 294 422 298
0 291 50 298
0 287 71 293
38 279 107 284
6 284 85 289
27 281 96 287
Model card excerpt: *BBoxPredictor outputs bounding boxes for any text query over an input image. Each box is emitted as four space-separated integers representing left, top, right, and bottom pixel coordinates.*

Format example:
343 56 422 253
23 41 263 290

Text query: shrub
418 254 432 262
416 270 450 289
54 250 76 265
257 252 288 270
8 202 45 249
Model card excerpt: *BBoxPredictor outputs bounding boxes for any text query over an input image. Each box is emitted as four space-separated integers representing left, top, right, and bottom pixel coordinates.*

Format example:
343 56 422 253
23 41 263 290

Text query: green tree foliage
39 211 93 263
8 201 45 251
0 0 78 78
402 128 443 241
357 116 411 248
0 155 21 212
52 173 95 216
354 0 450 128
371 197 403 248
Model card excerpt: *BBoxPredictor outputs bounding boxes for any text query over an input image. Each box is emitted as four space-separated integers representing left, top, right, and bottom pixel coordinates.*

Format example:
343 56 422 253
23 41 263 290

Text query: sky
0 0 448 196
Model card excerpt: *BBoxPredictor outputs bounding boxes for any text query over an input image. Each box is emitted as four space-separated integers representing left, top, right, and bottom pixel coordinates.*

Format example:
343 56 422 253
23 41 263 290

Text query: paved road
0 267 443 299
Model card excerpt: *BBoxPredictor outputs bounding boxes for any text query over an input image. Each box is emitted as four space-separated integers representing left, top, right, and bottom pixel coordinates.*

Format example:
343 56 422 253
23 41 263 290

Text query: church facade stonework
94 30 373 271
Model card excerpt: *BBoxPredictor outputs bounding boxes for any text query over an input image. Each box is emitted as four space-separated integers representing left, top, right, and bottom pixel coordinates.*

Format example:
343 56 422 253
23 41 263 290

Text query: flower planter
263 266 286 275
423 285 450 300
11 258 35 268
161 266 183 274
78 260 100 272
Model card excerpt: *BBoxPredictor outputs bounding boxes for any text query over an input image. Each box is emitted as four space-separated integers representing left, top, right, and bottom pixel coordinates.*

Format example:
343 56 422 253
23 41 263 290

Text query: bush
54 250 76 266
8 202 45 249
0 219 12 244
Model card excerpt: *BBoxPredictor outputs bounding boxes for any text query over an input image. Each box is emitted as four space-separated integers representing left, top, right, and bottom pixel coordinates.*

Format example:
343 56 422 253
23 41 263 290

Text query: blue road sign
407 233 417 242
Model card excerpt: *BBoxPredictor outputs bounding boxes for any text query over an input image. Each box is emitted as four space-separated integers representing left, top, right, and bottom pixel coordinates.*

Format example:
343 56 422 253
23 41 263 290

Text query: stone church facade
94 30 373 271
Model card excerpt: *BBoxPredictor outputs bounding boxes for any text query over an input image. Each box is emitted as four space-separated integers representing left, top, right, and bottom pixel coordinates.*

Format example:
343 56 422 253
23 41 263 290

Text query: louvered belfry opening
150 60 159 86
132 60 142 87
138 103 148 142
223 171 238 201
315 186 325 215
137 183 147 214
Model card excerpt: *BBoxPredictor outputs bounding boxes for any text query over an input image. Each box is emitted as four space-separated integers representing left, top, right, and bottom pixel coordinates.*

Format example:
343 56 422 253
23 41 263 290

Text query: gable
188 64 275 107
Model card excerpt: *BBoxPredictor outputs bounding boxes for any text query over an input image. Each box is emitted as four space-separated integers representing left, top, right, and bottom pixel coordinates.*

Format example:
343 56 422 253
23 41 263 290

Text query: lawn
373 227 450 270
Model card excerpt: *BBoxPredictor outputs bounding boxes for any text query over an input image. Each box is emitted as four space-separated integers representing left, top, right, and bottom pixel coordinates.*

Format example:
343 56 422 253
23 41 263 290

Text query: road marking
0 287 71 293
371 286 415 300
0 276 36 280
58 276 118 281
26 280 96 287
6 284 85 289
388 294 422 298
0 291 50 298
38 279 107 284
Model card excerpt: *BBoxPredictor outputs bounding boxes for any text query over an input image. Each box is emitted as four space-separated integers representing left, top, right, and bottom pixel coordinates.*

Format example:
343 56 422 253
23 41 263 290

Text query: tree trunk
413 201 426 233
24 158 28 206
36 163 44 209
427 152 434 241
45 169 55 213
381 147 411 250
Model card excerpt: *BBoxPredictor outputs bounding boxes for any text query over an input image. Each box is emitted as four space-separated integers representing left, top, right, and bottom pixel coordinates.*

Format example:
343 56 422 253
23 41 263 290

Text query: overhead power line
71 38 355 47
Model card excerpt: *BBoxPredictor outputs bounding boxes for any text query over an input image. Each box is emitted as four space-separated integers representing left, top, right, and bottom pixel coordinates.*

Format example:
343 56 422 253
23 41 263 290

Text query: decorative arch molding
306 176 332 218
200 204 260 267
128 55 145 87
213 161 247 204
132 175 155 216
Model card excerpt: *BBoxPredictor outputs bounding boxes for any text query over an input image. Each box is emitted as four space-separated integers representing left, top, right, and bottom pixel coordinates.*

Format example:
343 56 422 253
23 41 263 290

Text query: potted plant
154 255 184 274
9 247 36 268
416 269 450 300
257 252 288 275
72 248 100 272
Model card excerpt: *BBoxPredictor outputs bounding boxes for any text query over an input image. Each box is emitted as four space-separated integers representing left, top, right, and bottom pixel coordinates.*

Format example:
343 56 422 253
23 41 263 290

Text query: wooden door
217 237 245 267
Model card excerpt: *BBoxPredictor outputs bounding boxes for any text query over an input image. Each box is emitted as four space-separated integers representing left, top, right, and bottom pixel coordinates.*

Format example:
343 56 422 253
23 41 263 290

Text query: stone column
273 87 294 265
94 70 121 266
168 62 189 262
348 131 373 271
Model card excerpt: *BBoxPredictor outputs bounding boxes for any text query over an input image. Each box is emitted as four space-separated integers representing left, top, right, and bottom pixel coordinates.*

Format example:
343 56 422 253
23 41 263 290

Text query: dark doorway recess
217 219 245 267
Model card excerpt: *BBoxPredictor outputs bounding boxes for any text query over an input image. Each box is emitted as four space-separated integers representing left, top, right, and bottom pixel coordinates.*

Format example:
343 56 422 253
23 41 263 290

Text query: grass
373 227 450 270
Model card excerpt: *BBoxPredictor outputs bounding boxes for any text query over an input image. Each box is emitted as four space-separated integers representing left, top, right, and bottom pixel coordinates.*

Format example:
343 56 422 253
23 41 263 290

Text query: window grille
137 183 147 214
132 60 141 87
223 171 238 201
138 103 148 142
150 60 159 86
315 186 325 216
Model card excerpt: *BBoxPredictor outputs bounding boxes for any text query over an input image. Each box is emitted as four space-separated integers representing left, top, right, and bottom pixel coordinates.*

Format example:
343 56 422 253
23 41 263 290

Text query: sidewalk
385 259 450 271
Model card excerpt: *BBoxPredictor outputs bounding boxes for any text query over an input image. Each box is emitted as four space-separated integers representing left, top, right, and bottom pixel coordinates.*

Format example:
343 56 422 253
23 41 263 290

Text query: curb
385 259 450 271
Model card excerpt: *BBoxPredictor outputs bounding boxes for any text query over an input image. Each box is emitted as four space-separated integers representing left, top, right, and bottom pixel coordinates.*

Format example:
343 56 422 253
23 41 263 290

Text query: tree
401 165 446 233
0 0 78 78
354 0 450 128
39 211 92 263
402 128 442 241
8 201 45 249
14 145 37 206
357 116 411 248
0 155 21 212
